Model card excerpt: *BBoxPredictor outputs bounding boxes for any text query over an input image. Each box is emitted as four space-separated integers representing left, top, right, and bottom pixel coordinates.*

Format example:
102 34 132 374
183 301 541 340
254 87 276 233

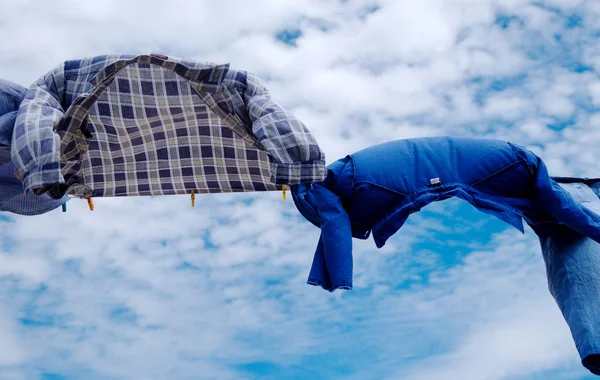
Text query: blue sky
1 0 600 379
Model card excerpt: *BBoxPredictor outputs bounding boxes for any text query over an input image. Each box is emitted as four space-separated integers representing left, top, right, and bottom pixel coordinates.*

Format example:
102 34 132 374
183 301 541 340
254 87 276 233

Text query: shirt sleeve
11 63 66 194
243 71 326 185
0 79 27 163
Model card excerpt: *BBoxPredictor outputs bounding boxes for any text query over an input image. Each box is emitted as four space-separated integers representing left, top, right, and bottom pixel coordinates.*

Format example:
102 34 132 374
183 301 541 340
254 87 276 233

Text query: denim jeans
540 181 600 375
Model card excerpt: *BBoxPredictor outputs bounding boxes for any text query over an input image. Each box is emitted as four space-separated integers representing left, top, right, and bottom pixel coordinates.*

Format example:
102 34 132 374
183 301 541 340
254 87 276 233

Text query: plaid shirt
0 79 68 215
12 54 326 199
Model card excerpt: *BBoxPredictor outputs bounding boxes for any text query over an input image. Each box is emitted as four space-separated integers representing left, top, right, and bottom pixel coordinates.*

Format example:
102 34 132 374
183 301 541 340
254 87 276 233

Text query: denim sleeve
539 182 600 376
303 183 353 292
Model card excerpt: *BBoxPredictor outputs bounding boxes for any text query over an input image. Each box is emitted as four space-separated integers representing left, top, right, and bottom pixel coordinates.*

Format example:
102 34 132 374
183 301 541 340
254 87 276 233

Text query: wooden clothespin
191 189 195 207
282 185 287 201
86 196 94 211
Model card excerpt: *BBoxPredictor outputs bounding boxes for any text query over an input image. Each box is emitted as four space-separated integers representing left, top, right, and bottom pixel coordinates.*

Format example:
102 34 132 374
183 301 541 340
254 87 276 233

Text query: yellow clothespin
86 196 94 211
282 184 287 201
191 189 195 207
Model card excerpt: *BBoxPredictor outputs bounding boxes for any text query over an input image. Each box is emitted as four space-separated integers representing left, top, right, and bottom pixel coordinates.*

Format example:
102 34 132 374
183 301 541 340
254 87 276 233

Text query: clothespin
191 189 195 207
62 203 67 213
86 196 94 211
282 185 287 201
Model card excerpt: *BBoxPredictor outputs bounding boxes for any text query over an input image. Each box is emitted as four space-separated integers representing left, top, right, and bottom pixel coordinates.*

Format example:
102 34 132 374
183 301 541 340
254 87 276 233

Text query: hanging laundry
0 79 68 215
291 136 600 376
11 54 326 201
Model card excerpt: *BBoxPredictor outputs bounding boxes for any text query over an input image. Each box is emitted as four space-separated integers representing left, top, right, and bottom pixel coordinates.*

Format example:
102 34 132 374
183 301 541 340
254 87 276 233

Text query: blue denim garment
292 137 600 292
292 137 600 376
0 79 68 215
540 181 600 376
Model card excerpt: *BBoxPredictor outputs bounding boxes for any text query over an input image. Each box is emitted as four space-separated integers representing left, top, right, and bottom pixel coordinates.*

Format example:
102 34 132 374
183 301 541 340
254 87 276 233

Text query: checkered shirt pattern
0 79 68 215
12 54 326 199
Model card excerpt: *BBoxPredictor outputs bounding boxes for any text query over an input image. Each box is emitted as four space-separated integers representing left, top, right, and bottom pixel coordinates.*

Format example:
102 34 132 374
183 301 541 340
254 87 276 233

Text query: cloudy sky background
1 0 599 379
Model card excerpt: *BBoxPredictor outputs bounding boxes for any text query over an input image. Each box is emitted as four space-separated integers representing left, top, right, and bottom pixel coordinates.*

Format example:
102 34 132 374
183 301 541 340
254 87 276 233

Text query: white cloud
1 0 599 378
391 230 581 380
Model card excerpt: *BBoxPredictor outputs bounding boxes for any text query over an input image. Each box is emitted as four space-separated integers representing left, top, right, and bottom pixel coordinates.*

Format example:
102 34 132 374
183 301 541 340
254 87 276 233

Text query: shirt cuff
269 159 327 185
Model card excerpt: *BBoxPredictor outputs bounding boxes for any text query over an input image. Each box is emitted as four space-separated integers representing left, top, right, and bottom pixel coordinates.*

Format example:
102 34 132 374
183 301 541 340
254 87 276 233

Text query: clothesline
63 184 289 212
